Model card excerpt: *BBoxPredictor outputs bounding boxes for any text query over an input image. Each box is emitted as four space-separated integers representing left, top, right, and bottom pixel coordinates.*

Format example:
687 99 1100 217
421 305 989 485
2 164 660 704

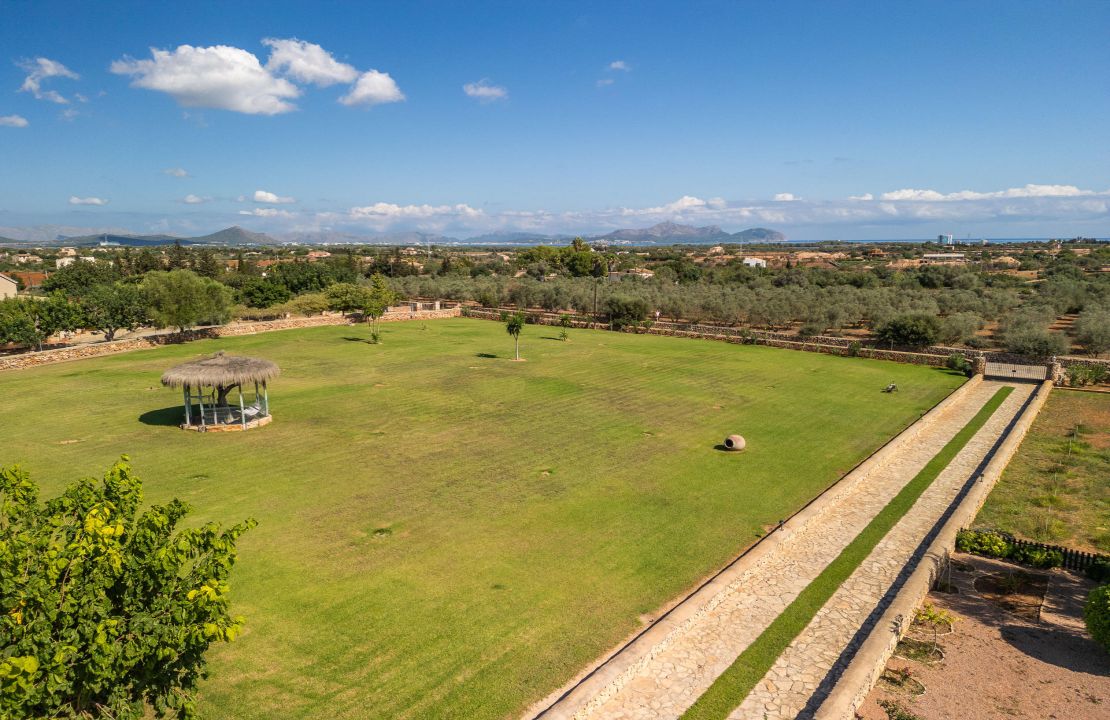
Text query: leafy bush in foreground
0 458 255 719
957 529 1066 569
1085 584 1110 653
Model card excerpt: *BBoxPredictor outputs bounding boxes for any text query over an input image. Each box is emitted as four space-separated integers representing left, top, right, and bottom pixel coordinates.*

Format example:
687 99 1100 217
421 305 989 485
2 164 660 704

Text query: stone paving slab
731 381 1034 720
569 381 1017 720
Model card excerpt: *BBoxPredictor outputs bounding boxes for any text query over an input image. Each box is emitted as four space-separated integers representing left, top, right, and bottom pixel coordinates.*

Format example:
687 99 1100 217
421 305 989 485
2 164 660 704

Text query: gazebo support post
263 382 269 416
239 386 246 429
183 384 191 427
199 389 206 429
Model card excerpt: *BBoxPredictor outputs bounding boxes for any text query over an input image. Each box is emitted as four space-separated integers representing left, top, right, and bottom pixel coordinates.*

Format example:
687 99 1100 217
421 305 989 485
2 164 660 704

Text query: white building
742 257 767 268
56 256 98 269
0 272 17 299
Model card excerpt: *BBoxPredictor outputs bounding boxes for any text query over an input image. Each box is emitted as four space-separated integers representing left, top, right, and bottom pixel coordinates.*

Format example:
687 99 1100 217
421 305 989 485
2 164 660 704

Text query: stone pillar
973 356 986 376
1049 359 1065 385
433 300 441 310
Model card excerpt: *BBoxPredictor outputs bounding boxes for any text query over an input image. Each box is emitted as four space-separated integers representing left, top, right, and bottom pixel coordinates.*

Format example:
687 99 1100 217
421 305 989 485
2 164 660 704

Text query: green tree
166 240 191 270
505 311 525 360
239 278 292 309
0 458 255 719
605 295 649 330
559 313 572 341
1003 325 1068 360
1074 307 1110 357
362 274 398 343
193 249 222 279
324 282 371 318
875 313 941 349
41 260 121 297
143 270 233 333
0 294 82 350
81 282 148 341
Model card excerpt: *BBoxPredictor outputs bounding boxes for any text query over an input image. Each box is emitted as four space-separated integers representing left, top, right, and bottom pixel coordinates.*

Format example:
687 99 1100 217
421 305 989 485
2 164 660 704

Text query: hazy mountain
733 227 786 242
60 232 182 247
0 225 139 244
191 226 277 245
463 231 572 245
595 221 731 244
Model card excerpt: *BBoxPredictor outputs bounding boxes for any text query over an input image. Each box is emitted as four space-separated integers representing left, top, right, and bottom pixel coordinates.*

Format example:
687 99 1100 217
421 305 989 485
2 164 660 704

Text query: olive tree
143 270 233 333
81 282 149 341
0 458 255 719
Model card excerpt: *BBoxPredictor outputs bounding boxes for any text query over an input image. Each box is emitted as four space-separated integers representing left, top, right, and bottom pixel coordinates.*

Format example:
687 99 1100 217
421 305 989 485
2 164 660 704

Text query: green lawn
976 389 1110 553
0 318 963 719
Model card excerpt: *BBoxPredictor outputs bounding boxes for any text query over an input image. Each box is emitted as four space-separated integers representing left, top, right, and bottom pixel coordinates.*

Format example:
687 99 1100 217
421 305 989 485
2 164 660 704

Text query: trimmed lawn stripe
681 386 1014 720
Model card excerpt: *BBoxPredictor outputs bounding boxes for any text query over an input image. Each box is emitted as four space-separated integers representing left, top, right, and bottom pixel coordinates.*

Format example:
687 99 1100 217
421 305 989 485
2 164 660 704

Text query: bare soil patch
859 553 1110 720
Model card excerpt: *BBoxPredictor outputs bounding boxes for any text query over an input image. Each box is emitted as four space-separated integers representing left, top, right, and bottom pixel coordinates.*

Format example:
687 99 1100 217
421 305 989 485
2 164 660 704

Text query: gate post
973 356 986 376
1049 358 1065 385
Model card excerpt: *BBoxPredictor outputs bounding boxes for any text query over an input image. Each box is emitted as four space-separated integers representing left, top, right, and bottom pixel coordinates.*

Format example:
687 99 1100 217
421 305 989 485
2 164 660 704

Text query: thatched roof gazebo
161 352 279 432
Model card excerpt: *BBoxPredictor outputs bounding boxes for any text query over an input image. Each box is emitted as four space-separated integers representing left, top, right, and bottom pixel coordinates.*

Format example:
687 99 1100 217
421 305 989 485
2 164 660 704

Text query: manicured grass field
976 389 1110 553
0 319 963 719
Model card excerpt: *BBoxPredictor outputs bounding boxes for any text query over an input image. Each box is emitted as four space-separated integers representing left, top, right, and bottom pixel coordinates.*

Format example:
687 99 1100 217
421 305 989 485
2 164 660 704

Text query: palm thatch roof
161 351 280 388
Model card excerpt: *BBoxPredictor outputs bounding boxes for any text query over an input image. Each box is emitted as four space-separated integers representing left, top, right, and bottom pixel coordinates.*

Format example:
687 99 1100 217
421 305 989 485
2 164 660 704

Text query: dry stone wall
0 306 460 372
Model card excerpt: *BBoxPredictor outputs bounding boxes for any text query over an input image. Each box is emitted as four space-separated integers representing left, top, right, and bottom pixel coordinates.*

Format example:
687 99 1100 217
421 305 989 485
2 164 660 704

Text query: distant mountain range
0 222 786 247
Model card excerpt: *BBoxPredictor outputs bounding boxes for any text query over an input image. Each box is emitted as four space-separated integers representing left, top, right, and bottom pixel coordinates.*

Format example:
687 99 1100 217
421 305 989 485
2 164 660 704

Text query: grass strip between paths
681 385 1014 720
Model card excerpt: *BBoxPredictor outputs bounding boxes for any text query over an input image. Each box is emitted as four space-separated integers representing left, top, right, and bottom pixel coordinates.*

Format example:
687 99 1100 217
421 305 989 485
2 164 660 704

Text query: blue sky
1 0 1108 240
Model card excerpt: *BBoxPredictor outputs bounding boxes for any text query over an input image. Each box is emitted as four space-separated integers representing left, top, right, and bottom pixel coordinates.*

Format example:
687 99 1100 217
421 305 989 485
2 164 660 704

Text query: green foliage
286 292 329 316
143 270 233 332
505 311 525 359
325 282 370 316
956 529 1012 558
272 259 357 295
605 295 649 330
1066 364 1108 387
1008 544 1064 569
1003 325 1068 360
41 260 122 296
847 340 862 357
1087 558 1110 584
1074 306 1110 357
875 313 941 349
239 278 292 309
0 458 255 719
946 352 972 376
1084 584 1110 653
81 282 149 341
0 293 83 350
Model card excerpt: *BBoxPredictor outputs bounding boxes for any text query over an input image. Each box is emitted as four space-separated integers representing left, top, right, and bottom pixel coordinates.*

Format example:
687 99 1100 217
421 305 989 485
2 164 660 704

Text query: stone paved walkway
732 381 1034 719
566 381 1031 720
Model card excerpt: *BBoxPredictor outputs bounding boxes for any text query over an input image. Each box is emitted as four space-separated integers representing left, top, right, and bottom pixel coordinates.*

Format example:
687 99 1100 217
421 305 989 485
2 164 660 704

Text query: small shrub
956 529 1011 558
1087 558 1110 584
1009 545 1063 569
946 352 972 376
878 699 924 720
1084 584 1110 653
847 340 862 357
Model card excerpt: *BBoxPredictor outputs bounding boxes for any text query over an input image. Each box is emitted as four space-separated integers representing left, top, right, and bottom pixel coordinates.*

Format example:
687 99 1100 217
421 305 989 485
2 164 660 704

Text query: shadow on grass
476 353 498 358
713 444 739 452
139 406 183 427
341 336 372 343
539 336 566 341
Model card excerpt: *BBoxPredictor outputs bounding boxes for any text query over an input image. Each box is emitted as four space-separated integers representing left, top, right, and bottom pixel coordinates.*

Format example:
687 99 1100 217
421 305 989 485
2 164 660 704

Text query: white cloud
111 45 301 115
0 115 29 128
164 167 189 178
463 79 508 102
240 208 293 218
253 189 295 204
879 184 1095 202
182 194 210 204
630 195 708 215
596 78 614 87
18 57 79 104
349 202 483 220
69 196 108 206
339 70 405 106
263 38 358 86
608 60 630 71
848 193 873 201
773 193 798 202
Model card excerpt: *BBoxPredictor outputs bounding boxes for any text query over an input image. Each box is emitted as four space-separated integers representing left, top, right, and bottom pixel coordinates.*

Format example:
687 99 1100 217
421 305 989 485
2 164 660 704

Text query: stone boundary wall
527 376 984 720
462 307 1110 376
813 379 1055 720
462 307 953 368
0 306 460 372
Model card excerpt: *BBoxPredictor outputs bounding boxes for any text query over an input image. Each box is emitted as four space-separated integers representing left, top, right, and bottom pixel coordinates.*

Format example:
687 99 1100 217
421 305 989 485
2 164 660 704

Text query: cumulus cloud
463 79 508 102
164 167 189 178
253 189 295 204
349 202 483 221
263 37 358 86
596 78 614 87
848 193 873 201
339 70 405 106
608 60 630 71
182 194 210 204
18 57 79 104
239 208 293 218
0 115 29 127
773 193 798 202
69 196 108 206
111 45 300 115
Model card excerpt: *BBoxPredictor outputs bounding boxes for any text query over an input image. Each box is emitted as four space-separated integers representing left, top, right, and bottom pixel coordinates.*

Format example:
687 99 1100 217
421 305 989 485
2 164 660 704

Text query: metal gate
984 362 1047 381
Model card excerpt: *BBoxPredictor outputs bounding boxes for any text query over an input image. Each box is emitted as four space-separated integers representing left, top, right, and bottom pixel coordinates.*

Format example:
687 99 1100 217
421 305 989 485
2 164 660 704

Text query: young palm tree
506 312 525 360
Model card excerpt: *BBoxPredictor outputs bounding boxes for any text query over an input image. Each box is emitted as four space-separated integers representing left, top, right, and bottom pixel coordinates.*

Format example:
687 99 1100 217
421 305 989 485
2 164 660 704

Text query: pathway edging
812 379 1054 720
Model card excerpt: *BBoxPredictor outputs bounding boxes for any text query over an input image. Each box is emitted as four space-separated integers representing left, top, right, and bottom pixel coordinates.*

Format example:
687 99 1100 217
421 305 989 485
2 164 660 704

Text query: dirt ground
859 553 1110 720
